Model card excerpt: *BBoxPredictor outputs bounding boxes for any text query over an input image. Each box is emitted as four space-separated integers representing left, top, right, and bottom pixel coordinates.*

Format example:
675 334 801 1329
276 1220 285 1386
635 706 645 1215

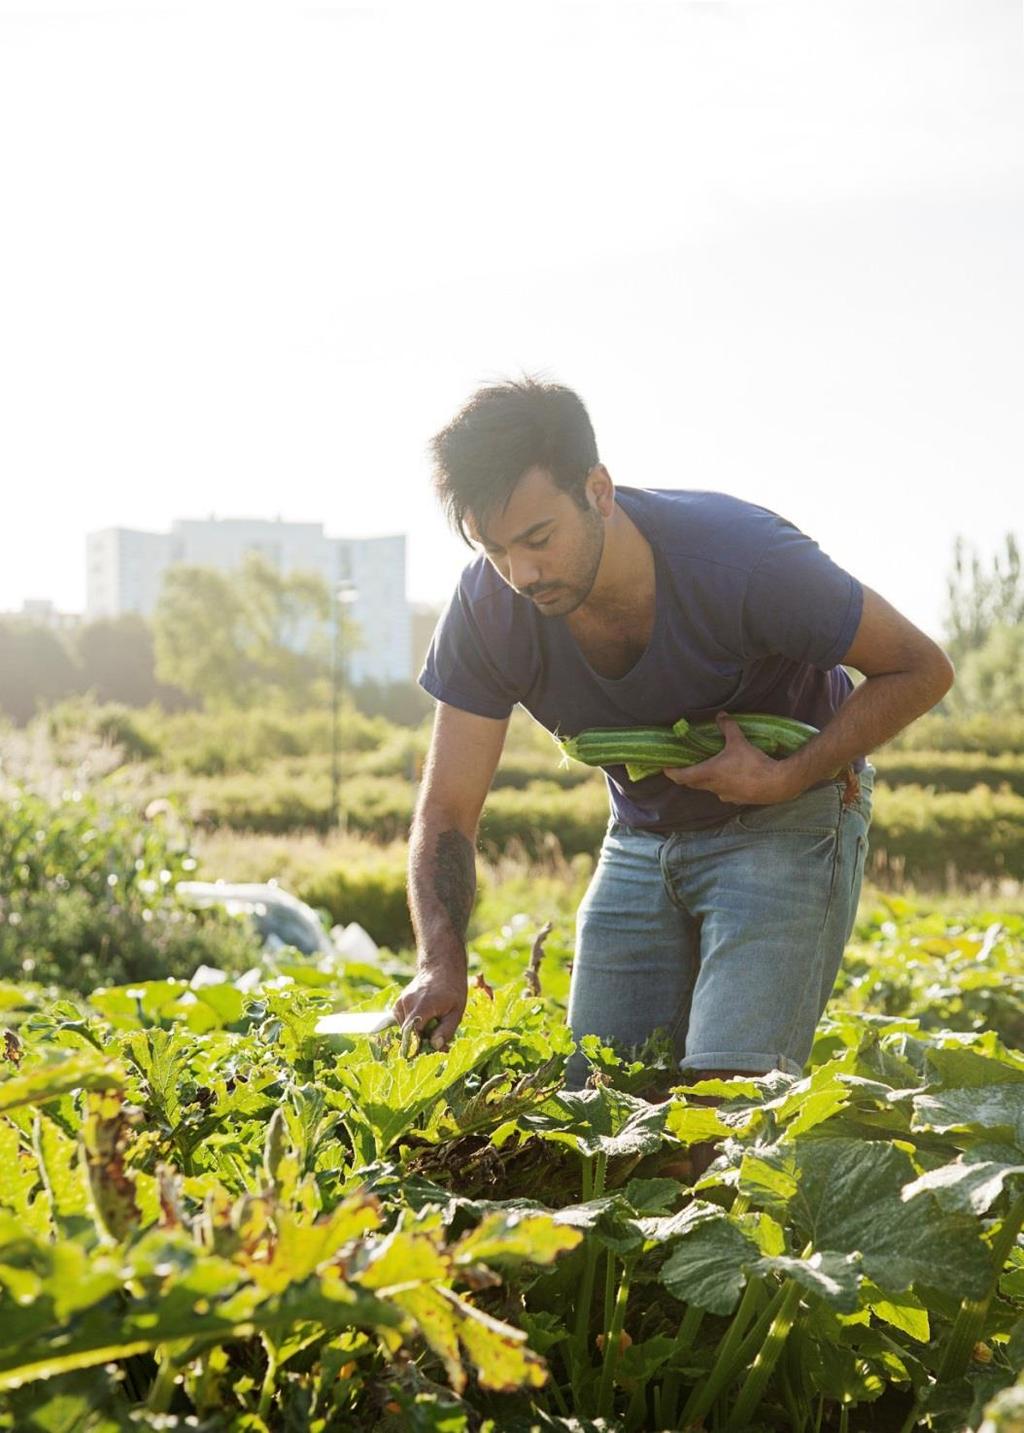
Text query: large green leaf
659 1212 761 1315
912 1086 1024 1145
786 1137 991 1299
452 1211 582 1268
925 1046 1024 1090
33 1115 89 1224
753 1250 862 1311
0 1053 124 1113
526 1084 671 1162
0 1260 402 1392
1 1366 129 1432
902 1143 1024 1215
438 1286 546 1393
330 1030 515 1165
0 1118 49 1237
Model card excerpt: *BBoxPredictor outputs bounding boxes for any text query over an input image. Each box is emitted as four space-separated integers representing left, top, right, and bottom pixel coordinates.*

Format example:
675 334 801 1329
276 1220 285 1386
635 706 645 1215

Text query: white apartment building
86 518 411 685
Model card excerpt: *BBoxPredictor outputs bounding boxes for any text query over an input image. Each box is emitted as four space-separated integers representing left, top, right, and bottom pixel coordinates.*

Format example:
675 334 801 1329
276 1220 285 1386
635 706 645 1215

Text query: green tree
153 554 335 708
74 613 188 709
0 622 80 724
945 533 1023 666
953 623 1024 716
943 533 1023 717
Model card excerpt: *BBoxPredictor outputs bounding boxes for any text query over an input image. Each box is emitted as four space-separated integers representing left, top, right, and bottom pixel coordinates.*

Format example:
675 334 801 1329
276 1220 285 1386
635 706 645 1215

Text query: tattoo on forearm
433 829 475 940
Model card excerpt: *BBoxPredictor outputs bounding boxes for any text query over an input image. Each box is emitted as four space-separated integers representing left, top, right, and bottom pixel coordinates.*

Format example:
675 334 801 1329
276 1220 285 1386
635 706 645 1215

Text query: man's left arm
664 586 955 805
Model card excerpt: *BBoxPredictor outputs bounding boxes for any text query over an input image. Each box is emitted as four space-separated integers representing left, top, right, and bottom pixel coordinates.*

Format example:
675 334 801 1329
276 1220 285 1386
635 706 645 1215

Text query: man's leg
662 772 873 1116
564 822 701 1091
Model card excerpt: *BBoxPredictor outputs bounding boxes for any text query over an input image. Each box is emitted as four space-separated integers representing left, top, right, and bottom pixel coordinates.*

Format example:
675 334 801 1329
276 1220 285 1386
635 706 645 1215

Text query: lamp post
330 579 358 830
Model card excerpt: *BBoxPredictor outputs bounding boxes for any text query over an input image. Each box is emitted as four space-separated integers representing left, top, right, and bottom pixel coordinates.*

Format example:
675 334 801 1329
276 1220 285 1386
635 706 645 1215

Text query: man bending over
396 379 953 1098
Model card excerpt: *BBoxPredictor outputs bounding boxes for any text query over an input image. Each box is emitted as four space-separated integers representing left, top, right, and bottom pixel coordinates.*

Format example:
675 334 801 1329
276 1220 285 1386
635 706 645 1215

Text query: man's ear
586 464 615 517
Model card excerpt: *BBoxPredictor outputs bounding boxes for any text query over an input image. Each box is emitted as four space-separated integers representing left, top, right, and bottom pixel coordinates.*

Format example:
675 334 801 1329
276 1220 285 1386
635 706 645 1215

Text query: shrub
872 750 1024 797
298 861 413 950
869 783 1024 885
0 788 262 992
44 697 160 764
480 781 609 859
890 713 1024 755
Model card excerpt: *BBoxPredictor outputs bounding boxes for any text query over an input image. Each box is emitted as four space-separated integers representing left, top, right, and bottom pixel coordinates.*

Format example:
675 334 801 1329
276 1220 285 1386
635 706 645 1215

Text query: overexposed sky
1 0 1022 638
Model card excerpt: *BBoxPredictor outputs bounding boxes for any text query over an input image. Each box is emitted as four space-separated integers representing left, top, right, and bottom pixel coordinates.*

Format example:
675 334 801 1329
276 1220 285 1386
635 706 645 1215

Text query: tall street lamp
330 579 358 829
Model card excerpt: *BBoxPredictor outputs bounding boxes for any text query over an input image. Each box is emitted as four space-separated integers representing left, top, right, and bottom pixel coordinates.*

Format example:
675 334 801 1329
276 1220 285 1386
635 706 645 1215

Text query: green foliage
955 625 1024 717
0 789 260 992
836 899 1024 1049
945 533 1023 666
1 904 1024 1428
153 553 334 709
299 859 413 950
870 783 1024 884
873 749 1024 797
44 696 161 764
479 782 609 860
72 614 188 711
124 703 394 775
0 622 80 725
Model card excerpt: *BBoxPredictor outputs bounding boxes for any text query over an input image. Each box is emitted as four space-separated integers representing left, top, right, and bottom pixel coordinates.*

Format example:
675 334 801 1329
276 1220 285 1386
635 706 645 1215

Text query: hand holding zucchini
559 713 820 781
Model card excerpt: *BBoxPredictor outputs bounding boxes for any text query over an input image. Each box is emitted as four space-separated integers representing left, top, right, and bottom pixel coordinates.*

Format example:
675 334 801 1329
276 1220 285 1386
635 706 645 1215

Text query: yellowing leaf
453 1212 582 1268
0 1053 124 1114
389 1282 465 1390
439 1286 547 1392
355 1231 450 1293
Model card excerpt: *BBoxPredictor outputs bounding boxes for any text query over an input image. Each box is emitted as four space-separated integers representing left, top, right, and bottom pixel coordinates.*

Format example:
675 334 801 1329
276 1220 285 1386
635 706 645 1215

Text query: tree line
1 538 1020 727
0 553 432 726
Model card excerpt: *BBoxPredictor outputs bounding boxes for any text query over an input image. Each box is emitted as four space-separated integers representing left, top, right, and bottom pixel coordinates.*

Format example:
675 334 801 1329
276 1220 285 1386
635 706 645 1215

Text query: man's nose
508 555 541 592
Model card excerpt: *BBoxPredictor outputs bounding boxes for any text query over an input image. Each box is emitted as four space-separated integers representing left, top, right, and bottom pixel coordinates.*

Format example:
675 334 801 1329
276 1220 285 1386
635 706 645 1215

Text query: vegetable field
3 905 1024 1431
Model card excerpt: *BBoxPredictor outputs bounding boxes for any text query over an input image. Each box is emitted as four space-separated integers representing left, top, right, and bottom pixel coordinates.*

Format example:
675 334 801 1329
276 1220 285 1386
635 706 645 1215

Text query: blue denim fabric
564 767 874 1090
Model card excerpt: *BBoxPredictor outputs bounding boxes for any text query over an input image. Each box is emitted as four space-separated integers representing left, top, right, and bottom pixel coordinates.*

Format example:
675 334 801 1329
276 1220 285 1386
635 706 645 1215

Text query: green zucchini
559 712 820 780
559 728 698 770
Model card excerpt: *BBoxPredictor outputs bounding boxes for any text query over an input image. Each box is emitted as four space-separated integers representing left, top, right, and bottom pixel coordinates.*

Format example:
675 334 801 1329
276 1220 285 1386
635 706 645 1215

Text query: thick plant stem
679 1278 778 1429
593 1150 608 1199
257 1334 278 1421
597 1258 634 1419
726 1278 803 1430
548 1372 571 1418
939 1189 1024 1380
602 1249 617 1342
625 1380 648 1432
147 1353 178 1415
580 1154 594 1203
572 1156 608 1413
660 1303 707 1428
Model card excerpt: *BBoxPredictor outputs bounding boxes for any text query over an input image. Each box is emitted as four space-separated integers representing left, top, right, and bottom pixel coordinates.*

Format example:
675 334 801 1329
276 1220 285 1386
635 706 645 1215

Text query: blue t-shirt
419 487 864 832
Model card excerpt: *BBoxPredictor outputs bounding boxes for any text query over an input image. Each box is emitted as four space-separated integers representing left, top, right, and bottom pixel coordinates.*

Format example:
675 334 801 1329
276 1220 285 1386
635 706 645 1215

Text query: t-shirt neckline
557 488 668 688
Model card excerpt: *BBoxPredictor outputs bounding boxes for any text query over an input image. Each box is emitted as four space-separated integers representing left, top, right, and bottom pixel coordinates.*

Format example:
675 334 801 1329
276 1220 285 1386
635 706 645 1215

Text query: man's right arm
393 701 509 1049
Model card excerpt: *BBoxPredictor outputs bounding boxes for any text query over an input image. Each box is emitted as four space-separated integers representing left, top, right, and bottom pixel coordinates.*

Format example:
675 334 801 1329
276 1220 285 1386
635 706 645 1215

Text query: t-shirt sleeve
418 586 521 720
738 520 863 670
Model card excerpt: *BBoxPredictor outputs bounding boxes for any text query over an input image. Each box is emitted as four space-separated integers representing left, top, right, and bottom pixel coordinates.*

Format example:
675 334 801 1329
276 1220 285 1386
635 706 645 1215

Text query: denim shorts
564 767 874 1089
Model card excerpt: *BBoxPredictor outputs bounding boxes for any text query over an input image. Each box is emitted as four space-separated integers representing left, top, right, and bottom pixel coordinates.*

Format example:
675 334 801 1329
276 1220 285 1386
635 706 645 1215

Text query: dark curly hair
430 377 600 543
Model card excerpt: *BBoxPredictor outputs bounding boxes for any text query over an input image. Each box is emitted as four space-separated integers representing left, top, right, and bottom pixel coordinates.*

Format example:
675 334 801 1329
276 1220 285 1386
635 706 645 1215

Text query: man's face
467 466 606 618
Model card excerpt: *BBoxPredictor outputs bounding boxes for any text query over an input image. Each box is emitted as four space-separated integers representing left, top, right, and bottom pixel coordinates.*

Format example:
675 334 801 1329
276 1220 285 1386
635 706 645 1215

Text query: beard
525 508 605 618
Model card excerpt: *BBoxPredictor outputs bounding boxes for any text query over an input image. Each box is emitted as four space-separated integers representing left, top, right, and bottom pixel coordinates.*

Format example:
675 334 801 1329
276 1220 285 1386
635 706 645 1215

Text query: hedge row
164 765 1024 886
872 749 1024 797
867 783 1024 885
890 712 1024 755
237 782 1024 953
